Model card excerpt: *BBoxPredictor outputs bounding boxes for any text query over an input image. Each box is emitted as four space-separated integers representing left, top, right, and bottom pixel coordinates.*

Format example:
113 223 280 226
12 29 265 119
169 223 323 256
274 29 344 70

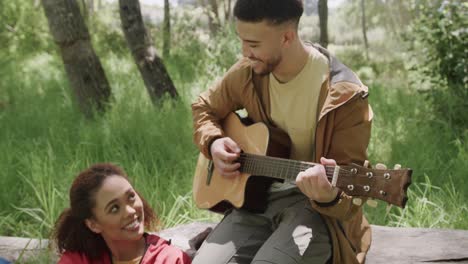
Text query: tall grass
0 16 466 244
363 78 467 229
0 51 220 238
0 12 243 238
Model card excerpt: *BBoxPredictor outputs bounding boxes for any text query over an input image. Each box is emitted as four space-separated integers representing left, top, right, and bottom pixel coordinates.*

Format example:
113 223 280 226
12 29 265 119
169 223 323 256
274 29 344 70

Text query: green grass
363 81 468 229
0 52 220 238
0 26 466 245
333 39 468 229
1 5 465 264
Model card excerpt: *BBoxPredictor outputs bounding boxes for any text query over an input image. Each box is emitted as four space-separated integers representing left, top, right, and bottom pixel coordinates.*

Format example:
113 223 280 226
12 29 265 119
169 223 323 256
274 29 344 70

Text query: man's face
236 20 287 75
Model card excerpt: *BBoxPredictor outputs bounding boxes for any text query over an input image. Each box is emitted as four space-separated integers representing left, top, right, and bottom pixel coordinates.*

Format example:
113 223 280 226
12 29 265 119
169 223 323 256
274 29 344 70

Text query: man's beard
250 55 281 76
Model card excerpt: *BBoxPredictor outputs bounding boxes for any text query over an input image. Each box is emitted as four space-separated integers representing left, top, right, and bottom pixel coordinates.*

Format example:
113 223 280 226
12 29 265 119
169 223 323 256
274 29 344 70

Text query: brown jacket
191 46 373 264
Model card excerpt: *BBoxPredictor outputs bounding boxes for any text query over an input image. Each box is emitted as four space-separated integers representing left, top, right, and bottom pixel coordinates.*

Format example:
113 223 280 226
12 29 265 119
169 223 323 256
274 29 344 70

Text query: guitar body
193 113 413 211
193 113 287 213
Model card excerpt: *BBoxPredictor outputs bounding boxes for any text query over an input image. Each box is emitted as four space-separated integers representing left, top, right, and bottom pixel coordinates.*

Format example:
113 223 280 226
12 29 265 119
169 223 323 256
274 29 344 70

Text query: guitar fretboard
238 153 336 182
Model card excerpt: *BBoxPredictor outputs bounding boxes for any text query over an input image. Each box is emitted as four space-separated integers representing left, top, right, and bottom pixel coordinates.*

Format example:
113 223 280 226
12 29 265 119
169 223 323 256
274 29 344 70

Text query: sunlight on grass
158 192 221 229
389 175 468 229
0 8 466 242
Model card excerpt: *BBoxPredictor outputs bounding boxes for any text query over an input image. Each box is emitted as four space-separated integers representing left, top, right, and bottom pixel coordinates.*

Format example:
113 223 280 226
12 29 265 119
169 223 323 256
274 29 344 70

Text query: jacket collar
308 43 369 121
145 233 169 247
244 43 368 122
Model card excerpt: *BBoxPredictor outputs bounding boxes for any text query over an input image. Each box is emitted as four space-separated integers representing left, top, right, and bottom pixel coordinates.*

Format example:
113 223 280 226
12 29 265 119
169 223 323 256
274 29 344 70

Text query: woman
52 163 191 264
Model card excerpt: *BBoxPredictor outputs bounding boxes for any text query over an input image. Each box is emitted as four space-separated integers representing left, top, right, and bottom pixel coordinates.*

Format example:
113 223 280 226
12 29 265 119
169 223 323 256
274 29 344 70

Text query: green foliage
332 0 414 45
0 2 53 58
160 8 240 86
335 46 368 70
366 175 468 229
86 6 129 57
161 8 208 83
0 50 218 238
0 1 467 248
366 81 468 229
333 45 406 87
408 1 467 137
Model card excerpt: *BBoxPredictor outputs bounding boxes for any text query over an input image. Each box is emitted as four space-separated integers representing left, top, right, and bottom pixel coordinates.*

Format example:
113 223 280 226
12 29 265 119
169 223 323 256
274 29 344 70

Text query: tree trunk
209 0 220 34
163 0 171 58
80 0 88 19
41 0 111 117
224 0 232 24
199 0 220 35
361 0 369 60
318 0 328 48
88 0 94 16
119 0 178 101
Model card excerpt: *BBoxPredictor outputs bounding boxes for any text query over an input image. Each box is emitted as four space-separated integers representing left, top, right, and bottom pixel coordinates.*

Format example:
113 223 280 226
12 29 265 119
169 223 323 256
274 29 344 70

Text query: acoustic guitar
193 112 412 212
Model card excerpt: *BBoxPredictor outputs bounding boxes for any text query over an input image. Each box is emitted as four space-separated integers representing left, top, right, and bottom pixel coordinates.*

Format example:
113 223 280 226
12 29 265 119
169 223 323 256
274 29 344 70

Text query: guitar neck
238 153 335 182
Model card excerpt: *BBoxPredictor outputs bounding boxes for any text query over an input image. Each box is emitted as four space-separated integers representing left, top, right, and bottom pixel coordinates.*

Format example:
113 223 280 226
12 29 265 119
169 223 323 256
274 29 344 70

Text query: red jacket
58 234 191 264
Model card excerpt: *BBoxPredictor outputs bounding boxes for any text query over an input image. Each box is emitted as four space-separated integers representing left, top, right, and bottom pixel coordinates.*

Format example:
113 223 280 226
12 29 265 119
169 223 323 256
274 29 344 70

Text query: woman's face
85 175 145 242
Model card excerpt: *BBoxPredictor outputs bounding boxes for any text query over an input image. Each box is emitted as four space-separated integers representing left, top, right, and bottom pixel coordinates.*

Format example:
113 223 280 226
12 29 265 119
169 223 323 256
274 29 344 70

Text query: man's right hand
210 137 241 178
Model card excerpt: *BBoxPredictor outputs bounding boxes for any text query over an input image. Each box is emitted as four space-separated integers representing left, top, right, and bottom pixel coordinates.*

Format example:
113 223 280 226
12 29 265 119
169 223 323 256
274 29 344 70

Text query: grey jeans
192 190 332 264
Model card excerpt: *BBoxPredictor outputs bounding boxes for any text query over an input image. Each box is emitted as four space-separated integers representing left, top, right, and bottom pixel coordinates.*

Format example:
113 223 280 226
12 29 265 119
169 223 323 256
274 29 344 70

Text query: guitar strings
238 154 351 173
238 152 386 176
237 154 396 179
237 154 352 179
238 157 348 177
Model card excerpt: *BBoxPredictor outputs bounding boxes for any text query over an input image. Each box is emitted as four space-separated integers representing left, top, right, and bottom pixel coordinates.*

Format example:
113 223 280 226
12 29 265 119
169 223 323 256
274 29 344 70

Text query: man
191 0 373 263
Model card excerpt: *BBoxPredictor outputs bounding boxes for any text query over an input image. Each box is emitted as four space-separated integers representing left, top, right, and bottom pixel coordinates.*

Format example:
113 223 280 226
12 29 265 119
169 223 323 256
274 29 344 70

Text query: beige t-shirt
269 46 329 191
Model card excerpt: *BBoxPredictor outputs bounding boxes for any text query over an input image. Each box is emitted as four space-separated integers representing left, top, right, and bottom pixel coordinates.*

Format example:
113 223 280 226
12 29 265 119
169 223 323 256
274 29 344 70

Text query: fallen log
1 223 467 263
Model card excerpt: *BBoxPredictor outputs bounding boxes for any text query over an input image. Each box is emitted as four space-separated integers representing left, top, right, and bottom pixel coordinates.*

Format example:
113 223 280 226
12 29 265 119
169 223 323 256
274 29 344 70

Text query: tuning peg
375 163 387 170
366 199 378 208
393 164 402 170
353 198 362 206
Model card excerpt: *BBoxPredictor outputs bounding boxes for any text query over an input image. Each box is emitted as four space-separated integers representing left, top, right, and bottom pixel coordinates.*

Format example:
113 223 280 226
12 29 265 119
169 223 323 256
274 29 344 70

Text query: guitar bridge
206 160 214 185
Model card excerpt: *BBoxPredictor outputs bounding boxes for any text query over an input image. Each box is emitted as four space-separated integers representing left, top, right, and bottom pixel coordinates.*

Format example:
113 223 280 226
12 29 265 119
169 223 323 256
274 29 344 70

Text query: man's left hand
296 157 339 203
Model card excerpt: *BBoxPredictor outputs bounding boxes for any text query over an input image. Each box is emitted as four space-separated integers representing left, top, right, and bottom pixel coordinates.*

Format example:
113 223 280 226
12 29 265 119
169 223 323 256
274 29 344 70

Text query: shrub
409 1 467 137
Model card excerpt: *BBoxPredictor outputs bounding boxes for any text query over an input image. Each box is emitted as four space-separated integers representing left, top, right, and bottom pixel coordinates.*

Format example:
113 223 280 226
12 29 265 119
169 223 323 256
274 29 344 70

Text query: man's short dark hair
234 0 304 26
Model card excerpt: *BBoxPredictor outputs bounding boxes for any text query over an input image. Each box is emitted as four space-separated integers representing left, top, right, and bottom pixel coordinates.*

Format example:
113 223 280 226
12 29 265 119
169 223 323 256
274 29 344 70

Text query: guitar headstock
334 164 412 208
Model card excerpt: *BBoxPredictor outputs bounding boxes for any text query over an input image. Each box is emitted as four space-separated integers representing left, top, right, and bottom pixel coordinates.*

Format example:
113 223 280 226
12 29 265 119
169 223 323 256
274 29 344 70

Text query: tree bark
80 0 88 19
199 0 220 35
208 0 220 34
119 0 178 101
88 0 94 16
361 0 369 60
223 0 232 24
41 0 111 117
163 0 171 58
318 0 328 48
